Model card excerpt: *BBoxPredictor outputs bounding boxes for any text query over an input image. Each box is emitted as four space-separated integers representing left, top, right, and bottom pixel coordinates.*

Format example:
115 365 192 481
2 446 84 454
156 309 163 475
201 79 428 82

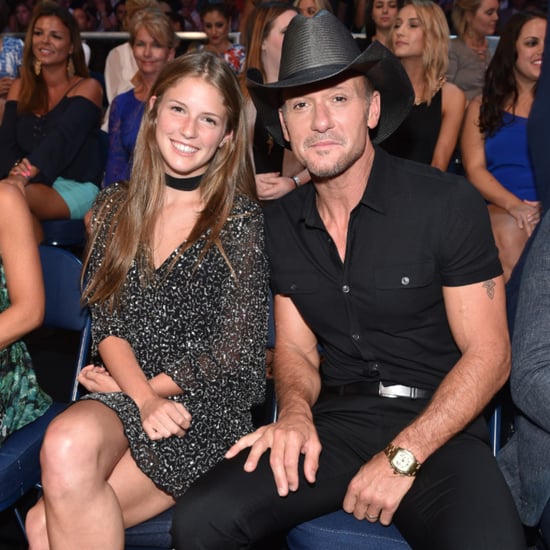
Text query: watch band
292 175 301 188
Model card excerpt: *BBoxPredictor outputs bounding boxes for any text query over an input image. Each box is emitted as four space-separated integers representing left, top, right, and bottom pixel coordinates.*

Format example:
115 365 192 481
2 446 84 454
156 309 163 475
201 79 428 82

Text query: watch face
393 449 415 473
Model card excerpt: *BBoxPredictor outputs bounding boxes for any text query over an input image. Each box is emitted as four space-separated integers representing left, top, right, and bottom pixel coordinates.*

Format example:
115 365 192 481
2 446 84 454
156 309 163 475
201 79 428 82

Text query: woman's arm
0 183 44 349
431 82 466 171
461 97 538 232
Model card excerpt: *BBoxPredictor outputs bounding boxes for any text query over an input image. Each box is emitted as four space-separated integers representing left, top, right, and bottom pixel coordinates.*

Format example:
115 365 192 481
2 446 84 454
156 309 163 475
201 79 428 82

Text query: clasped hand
225 410 321 497
78 365 191 440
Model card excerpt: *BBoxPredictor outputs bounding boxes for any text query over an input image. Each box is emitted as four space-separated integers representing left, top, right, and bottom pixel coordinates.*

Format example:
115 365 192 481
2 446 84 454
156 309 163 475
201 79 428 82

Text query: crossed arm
227 275 510 524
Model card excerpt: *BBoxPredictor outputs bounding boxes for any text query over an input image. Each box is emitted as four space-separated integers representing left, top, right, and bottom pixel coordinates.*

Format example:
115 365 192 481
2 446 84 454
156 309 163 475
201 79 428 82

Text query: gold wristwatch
384 443 421 477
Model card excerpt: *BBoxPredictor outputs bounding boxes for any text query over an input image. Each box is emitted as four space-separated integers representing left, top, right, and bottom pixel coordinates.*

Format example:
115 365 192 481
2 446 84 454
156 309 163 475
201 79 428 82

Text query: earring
33 58 41 76
67 57 75 78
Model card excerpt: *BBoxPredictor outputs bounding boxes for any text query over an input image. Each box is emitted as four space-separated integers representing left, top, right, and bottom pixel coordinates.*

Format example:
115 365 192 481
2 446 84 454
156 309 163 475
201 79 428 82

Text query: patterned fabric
196 43 246 75
0 256 52 447
0 36 23 78
81 184 269 497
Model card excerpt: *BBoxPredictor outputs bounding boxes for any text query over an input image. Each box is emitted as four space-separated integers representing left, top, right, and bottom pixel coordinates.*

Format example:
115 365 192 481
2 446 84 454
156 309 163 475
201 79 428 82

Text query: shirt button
352 334 360 341
290 283 297 291
342 285 350 293
401 276 410 286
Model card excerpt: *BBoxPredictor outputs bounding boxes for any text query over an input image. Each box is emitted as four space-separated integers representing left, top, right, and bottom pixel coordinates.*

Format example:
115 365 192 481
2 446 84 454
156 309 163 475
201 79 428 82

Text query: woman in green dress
0 182 51 446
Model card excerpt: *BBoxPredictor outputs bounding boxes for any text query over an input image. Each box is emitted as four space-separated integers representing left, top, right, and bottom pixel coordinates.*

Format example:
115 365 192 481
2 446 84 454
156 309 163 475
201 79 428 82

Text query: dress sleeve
167 203 269 412
85 184 128 356
28 96 101 186
0 101 24 177
104 94 129 186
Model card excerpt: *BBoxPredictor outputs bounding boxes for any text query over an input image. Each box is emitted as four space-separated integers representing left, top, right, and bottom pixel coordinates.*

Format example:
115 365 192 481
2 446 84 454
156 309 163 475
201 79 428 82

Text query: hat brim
247 41 413 146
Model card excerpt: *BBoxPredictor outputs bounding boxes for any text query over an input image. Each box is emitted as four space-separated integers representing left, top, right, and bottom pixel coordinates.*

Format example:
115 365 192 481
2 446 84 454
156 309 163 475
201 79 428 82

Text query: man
171 11 525 549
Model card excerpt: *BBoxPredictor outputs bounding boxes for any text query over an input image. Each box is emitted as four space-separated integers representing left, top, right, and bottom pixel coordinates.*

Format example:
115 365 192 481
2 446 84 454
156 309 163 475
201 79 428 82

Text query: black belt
324 381 432 400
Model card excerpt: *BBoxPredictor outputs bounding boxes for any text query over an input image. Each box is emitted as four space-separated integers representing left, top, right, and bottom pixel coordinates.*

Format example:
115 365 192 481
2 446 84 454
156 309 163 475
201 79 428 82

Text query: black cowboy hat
247 10 414 145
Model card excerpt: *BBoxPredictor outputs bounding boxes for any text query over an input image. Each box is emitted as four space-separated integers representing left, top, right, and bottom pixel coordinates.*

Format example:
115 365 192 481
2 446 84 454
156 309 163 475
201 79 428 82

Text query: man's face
279 75 380 179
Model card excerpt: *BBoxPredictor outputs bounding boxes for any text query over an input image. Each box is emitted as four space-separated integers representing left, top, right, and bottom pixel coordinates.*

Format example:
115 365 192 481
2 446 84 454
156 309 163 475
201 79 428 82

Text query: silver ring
366 513 379 520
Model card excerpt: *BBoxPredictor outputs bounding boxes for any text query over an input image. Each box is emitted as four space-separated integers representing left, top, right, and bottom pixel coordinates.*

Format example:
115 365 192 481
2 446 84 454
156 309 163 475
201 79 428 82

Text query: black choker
165 174 202 191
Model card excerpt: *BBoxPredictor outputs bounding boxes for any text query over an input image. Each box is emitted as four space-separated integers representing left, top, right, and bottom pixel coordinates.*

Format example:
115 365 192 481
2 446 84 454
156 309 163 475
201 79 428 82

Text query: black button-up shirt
264 148 501 391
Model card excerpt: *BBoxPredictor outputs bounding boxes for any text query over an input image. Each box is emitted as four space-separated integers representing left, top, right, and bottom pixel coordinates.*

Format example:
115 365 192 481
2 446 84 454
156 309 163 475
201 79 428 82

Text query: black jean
171 393 526 550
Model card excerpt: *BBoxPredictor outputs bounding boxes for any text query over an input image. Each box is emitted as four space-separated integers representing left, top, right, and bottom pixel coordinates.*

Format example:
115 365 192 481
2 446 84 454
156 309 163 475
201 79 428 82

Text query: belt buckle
378 382 413 399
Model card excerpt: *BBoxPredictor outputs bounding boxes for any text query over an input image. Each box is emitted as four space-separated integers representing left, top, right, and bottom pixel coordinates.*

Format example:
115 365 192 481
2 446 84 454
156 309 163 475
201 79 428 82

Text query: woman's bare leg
24 184 70 220
26 400 176 550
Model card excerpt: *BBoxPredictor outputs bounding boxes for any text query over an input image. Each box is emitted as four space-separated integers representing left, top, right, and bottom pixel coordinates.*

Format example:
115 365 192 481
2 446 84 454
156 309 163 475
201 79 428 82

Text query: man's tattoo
483 279 496 299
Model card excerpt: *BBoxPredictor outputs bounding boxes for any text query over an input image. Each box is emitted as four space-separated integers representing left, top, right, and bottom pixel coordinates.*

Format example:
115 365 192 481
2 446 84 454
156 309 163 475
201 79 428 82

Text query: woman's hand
78 364 122 393
139 396 192 440
256 172 296 200
508 200 541 236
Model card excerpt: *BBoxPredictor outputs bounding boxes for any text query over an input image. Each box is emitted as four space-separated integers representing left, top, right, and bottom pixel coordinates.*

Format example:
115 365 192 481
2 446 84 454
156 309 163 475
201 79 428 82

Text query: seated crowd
0 0 549 548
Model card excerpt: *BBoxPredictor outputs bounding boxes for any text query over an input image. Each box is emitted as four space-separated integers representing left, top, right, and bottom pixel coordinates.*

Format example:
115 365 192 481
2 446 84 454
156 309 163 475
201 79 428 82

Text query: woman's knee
39 405 117 492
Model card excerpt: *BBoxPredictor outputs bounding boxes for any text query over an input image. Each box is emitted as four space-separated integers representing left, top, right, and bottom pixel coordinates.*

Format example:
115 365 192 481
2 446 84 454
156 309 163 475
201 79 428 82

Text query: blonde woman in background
447 0 499 101
380 0 465 170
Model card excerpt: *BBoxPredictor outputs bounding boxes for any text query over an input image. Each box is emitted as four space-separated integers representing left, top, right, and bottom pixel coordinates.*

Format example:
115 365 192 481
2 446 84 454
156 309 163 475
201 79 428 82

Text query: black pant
171 394 526 550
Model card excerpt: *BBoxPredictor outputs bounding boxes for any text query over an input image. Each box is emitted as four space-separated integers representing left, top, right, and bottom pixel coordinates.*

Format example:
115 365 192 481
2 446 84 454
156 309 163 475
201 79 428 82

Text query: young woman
189 2 245 75
353 0 401 48
0 182 51 448
462 11 547 282
447 0 499 101
242 2 309 200
380 0 466 170
25 51 269 549
104 7 176 186
0 1 103 240
294 0 333 18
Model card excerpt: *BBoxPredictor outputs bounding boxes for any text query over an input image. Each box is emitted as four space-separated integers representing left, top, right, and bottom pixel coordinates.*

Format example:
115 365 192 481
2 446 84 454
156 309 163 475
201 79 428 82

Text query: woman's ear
219 131 234 148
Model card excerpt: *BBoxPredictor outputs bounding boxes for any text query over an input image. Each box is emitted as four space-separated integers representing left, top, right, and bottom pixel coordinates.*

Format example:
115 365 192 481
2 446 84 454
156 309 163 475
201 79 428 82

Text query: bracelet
291 175 301 188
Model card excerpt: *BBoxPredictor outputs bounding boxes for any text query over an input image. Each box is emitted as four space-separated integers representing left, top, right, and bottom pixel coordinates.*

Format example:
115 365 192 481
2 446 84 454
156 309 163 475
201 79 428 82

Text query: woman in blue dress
462 11 547 282
104 7 176 186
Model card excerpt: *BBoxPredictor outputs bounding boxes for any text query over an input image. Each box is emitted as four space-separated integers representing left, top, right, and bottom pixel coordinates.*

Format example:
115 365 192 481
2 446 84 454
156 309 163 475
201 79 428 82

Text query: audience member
353 0 401 47
25 51 268 548
498 3 550 542
188 1 245 75
294 0 333 17
113 0 127 29
0 1 103 241
104 7 176 185
12 0 32 32
0 182 52 448
0 0 23 122
103 0 156 107
171 12 526 549
447 0 499 101
242 2 309 200
179 0 201 30
380 0 465 170
461 11 546 282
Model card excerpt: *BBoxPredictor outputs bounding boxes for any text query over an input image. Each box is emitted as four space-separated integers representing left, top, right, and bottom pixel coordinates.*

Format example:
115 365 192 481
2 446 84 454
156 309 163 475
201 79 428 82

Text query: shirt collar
301 146 393 227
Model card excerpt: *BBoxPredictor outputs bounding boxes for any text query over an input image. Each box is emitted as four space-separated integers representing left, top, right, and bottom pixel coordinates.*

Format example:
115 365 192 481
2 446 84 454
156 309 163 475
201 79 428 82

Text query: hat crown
278 10 362 81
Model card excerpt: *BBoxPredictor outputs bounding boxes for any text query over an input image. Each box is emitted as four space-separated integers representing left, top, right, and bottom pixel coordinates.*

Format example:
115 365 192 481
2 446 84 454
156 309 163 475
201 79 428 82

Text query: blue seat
41 219 87 250
0 245 91 536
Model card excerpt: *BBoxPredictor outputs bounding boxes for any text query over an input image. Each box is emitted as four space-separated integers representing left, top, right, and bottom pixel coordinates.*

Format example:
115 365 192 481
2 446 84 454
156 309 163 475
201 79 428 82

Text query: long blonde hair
83 52 257 308
452 0 482 41
395 0 449 105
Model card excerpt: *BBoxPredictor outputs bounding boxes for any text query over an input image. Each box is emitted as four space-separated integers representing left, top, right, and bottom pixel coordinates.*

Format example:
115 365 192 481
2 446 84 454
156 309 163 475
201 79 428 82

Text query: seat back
0 246 91 527
38 245 91 401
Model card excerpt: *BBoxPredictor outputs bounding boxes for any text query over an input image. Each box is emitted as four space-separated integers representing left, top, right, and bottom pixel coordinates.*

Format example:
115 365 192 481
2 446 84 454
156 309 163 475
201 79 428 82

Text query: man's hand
343 451 415 525
225 410 322 496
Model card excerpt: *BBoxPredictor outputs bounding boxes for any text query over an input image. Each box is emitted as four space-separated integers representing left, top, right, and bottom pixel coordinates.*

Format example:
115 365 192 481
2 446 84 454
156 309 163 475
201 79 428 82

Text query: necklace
165 173 202 191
